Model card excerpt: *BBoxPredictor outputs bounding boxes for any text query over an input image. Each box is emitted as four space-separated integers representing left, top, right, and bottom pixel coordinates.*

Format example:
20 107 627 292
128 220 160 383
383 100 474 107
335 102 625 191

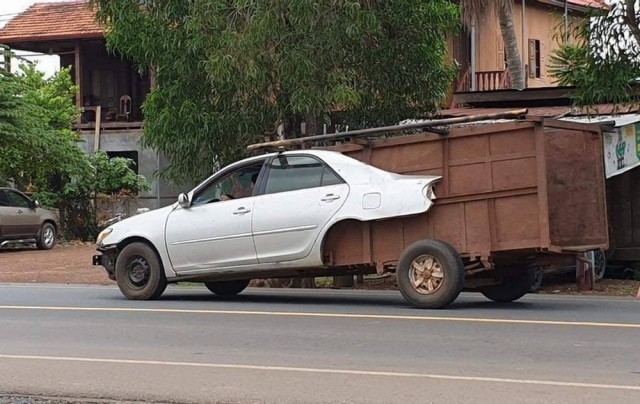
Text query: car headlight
96 228 113 245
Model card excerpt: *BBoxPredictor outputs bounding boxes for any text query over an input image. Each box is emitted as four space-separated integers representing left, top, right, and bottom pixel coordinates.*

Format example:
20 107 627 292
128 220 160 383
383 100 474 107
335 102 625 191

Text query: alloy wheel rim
408 254 445 295
43 227 54 246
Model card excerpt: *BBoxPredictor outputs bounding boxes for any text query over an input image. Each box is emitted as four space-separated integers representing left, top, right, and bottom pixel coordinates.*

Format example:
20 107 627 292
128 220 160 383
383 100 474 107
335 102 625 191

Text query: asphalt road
0 284 639 404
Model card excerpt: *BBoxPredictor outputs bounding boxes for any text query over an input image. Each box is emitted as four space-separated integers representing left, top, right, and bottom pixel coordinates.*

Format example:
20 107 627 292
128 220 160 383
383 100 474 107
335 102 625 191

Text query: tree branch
624 0 640 45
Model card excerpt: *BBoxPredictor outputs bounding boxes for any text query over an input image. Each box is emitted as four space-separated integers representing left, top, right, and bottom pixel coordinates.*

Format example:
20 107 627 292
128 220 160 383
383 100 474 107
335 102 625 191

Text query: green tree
549 1 639 107
0 65 88 192
0 64 149 239
93 0 459 183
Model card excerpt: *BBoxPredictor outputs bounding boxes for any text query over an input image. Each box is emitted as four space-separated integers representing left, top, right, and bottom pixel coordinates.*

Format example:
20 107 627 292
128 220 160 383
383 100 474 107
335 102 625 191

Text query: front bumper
93 247 117 280
92 254 103 266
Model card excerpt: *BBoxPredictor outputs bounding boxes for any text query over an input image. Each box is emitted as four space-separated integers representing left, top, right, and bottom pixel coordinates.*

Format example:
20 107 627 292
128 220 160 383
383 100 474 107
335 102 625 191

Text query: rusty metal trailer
250 114 609 308
607 168 640 263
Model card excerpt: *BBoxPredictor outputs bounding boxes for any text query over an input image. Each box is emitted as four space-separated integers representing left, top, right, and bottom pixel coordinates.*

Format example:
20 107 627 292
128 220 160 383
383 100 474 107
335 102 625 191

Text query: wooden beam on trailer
247 109 529 151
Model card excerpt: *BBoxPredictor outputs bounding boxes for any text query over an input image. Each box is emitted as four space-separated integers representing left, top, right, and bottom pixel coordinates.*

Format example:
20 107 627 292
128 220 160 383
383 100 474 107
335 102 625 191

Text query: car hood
38 208 58 222
99 204 175 246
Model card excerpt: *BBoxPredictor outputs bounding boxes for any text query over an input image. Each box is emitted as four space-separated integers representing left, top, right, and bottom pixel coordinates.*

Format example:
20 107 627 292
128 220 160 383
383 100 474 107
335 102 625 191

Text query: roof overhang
536 0 609 13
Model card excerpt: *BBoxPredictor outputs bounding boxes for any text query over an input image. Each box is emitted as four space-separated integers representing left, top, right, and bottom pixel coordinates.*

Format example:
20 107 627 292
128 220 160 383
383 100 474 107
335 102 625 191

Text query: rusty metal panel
371 219 405 265
462 200 493 254
607 170 635 250
369 137 444 176
322 120 608 266
545 128 608 250
492 194 541 250
607 168 640 260
322 220 364 266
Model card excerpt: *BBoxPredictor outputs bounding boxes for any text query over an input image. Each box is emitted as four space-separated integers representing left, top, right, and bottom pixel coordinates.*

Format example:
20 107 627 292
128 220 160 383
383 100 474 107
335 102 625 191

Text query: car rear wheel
36 222 56 250
396 239 464 309
479 268 536 303
115 242 167 300
204 279 250 296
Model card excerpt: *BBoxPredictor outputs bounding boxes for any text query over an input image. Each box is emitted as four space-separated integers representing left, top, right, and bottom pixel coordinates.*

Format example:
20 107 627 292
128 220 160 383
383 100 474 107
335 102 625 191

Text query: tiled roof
0 1 103 44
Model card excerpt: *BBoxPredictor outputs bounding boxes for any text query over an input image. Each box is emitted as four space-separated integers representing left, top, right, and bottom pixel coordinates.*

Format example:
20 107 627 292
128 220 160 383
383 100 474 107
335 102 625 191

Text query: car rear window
264 156 342 194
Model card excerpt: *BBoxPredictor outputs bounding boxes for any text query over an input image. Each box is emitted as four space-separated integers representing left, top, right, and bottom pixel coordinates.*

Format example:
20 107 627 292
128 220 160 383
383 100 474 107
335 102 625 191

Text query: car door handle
321 194 341 202
16 209 23 214
233 207 251 215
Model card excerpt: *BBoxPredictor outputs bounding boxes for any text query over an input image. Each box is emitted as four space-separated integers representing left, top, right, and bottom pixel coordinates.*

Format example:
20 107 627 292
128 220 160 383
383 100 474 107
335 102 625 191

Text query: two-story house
451 0 607 96
0 1 185 212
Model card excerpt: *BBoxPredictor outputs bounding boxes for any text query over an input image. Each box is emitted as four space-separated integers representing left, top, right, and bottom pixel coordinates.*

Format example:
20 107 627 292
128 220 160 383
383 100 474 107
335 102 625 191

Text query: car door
252 154 349 263
165 160 265 274
5 190 40 238
0 190 14 239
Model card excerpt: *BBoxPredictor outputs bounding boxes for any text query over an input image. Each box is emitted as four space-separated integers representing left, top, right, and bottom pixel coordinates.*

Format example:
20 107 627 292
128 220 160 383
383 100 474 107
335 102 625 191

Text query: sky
0 0 76 77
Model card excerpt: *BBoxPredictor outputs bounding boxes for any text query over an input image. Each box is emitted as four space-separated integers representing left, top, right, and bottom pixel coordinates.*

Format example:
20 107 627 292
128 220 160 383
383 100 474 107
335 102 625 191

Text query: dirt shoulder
0 243 113 285
1 245 639 297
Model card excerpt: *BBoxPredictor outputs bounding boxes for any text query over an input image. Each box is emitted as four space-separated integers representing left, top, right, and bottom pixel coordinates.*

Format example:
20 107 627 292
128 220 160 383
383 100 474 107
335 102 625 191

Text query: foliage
92 0 459 183
0 64 149 240
0 65 87 192
549 1 640 107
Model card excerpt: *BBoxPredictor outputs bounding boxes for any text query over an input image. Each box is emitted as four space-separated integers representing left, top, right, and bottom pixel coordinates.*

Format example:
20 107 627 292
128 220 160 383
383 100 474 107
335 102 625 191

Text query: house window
528 39 541 79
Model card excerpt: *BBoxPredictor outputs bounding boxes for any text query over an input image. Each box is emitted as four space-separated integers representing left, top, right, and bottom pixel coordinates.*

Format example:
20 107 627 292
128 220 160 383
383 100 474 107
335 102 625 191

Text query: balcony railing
455 68 512 92
476 69 511 91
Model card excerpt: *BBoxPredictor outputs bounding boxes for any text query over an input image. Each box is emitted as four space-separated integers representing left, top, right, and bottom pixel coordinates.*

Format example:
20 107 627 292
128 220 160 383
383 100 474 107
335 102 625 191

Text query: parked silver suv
0 188 58 250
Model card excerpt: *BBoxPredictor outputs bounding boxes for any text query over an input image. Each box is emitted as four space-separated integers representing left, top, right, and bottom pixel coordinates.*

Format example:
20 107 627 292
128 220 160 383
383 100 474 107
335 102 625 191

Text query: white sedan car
93 150 440 302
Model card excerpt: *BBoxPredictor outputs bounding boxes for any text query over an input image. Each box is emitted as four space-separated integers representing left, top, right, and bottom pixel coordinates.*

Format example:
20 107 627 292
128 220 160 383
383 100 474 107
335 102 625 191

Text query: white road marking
0 353 638 392
0 305 638 328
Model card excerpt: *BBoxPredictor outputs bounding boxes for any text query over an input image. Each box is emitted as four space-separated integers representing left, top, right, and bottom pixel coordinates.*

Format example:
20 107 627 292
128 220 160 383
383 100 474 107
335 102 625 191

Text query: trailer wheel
479 268 536 303
204 279 250 296
396 240 464 309
594 250 607 281
529 268 544 292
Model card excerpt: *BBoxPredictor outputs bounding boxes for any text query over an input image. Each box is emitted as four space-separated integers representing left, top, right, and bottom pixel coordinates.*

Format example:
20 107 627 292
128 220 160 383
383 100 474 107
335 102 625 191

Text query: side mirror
33 200 40 209
178 193 191 208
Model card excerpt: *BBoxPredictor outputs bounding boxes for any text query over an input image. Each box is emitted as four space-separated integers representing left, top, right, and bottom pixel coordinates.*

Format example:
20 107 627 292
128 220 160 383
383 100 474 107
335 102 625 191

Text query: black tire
115 242 167 300
594 250 607 281
529 268 544 292
396 239 464 309
204 279 250 296
36 222 56 250
479 268 536 303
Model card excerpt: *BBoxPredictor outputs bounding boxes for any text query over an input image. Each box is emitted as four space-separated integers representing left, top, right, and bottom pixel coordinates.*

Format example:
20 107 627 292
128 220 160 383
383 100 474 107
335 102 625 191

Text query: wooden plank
93 105 102 152
454 87 576 104
74 43 82 128
247 109 529 151
543 118 608 133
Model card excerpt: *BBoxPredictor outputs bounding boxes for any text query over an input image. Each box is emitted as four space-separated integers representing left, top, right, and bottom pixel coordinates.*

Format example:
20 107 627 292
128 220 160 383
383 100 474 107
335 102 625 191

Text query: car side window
264 155 343 194
192 161 264 206
0 191 9 207
6 191 31 208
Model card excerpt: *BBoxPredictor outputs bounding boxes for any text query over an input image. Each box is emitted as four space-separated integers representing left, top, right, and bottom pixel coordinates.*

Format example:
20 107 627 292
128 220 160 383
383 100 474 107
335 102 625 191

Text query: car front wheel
36 222 56 250
115 242 167 300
